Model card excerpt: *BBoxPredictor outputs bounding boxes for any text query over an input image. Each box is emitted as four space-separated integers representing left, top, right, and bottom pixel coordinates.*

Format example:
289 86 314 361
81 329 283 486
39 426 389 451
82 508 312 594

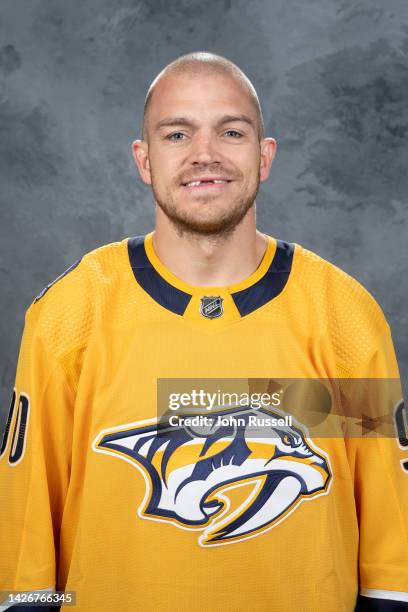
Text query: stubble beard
151 170 261 239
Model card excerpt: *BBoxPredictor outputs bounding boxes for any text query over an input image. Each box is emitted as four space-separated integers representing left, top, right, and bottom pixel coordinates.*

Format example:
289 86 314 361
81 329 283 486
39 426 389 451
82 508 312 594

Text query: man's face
135 73 274 236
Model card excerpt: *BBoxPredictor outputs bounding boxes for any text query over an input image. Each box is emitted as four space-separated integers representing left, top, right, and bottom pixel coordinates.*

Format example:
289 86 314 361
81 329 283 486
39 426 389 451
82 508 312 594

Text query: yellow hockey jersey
0 232 407 612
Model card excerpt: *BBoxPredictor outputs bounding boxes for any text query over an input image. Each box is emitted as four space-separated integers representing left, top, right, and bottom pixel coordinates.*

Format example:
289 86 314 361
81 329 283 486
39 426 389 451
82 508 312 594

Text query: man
0 52 407 612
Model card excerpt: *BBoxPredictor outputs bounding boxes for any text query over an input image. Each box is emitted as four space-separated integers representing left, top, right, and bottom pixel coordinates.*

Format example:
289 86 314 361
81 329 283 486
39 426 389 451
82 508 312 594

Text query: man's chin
169 215 238 236
155 193 257 236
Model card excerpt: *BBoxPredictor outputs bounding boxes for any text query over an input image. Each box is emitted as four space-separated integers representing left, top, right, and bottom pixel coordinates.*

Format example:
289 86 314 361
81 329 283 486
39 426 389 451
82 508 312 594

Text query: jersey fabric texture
0 232 407 612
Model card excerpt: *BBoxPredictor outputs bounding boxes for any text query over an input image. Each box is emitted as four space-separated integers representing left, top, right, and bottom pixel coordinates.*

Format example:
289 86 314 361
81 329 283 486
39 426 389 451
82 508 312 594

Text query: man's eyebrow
155 114 255 131
217 114 255 129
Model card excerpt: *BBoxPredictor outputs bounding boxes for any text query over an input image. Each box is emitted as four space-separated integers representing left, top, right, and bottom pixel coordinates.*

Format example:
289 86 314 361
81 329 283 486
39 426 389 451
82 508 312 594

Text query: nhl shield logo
200 296 224 319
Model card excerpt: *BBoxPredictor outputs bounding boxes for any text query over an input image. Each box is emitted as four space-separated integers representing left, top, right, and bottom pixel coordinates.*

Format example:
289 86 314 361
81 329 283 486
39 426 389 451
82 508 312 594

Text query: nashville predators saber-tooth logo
93 407 332 546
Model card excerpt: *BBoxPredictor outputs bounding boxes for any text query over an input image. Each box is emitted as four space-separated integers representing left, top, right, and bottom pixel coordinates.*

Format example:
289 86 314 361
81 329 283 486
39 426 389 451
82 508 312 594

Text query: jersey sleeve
0 304 74 610
349 323 408 611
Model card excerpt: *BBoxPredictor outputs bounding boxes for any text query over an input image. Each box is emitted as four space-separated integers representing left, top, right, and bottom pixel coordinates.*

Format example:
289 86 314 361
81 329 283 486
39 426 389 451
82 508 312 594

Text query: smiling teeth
185 180 227 187
186 181 202 187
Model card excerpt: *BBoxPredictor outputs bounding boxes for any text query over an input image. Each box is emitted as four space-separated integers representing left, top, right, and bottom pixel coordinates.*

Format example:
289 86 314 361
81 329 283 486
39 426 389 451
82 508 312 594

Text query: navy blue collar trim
231 240 294 316
127 236 294 317
128 236 192 315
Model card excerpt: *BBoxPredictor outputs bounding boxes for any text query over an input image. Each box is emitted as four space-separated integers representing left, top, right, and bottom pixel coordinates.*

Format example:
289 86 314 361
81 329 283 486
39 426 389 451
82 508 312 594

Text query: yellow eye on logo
282 434 291 445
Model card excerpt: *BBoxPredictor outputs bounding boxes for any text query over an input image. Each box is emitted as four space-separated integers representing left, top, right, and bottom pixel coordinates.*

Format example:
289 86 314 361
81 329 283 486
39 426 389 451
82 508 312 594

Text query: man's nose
189 132 221 164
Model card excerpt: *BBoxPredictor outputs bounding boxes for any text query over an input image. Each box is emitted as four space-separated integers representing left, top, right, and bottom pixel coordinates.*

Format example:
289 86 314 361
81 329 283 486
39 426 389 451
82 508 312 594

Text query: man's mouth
182 178 233 191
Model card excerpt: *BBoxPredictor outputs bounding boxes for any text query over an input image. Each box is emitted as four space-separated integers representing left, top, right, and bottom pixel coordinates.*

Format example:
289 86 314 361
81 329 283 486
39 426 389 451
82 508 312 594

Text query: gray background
1 0 407 424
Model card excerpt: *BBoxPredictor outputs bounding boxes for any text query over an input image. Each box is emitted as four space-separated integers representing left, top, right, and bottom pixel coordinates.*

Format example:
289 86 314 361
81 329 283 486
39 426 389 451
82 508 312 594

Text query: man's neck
152 212 268 288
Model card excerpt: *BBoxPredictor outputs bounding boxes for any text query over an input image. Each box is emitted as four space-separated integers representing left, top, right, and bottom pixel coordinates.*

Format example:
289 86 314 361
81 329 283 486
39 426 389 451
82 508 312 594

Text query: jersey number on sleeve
394 399 408 473
0 389 30 465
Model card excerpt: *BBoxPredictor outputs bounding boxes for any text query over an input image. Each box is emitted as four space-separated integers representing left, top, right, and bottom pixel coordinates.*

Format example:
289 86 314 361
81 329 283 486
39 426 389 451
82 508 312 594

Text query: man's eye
166 132 186 141
225 130 242 138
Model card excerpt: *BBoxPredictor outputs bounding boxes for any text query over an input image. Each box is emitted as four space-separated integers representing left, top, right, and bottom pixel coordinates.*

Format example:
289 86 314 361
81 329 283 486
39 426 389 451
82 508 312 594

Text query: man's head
132 52 276 237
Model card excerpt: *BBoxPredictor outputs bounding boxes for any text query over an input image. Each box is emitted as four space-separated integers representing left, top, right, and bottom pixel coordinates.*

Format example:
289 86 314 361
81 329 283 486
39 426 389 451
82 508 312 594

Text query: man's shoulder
29 237 128 306
291 241 389 372
25 236 131 358
292 241 385 318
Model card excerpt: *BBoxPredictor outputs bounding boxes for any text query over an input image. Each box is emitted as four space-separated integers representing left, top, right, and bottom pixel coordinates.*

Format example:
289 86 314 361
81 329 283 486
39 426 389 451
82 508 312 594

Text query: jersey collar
128 232 294 319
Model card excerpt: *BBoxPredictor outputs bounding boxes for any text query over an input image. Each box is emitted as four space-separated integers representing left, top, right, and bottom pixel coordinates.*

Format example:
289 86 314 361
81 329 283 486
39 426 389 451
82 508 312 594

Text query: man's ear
259 137 277 183
132 140 152 185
